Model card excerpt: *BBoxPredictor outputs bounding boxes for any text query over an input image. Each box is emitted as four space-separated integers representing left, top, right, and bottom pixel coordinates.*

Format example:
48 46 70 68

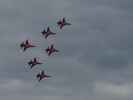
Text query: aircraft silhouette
41 27 56 39
20 40 36 52
57 17 71 29
45 44 59 56
36 70 51 82
28 57 43 69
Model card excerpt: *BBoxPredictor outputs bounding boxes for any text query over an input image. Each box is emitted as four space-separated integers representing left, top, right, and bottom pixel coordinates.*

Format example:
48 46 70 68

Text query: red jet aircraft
20 40 36 51
41 27 56 39
45 44 59 56
57 17 71 29
28 58 43 69
36 70 51 82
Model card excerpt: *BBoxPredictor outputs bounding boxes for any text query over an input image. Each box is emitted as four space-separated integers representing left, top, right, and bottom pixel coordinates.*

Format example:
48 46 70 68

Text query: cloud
93 81 133 99
0 0 131 100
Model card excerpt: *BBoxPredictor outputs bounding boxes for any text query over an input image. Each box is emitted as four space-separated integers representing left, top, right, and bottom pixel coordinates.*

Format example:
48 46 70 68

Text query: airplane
20 40 36 51
36 70 51 82
45 44 59 56
41 27 56 39
57 17 71 29
28 57 43 69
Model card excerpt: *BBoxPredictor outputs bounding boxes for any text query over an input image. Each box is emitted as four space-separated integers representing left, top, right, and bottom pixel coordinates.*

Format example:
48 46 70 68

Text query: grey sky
0 0 130 100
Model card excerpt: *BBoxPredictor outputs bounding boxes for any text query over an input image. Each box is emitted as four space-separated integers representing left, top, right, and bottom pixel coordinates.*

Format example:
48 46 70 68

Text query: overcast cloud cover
0 0 130 100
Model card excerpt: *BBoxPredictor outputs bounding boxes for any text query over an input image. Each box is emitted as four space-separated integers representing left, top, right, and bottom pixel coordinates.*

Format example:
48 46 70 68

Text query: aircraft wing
36 73 40 78
45 33 49 39
26 40 29 45
60 24 64 29
63 17 66 23
48 51 51 56
20 43 24 48
57 21 61 25
47 27 50 32
23 47 27 52
51 44 54 49
42 29 46 35
28 60 32 65
41 70 45 75
34 58 37 62
30 64 35 69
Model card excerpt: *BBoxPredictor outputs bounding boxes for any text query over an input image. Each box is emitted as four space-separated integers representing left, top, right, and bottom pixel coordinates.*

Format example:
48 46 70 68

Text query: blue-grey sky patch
0 0 130 100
